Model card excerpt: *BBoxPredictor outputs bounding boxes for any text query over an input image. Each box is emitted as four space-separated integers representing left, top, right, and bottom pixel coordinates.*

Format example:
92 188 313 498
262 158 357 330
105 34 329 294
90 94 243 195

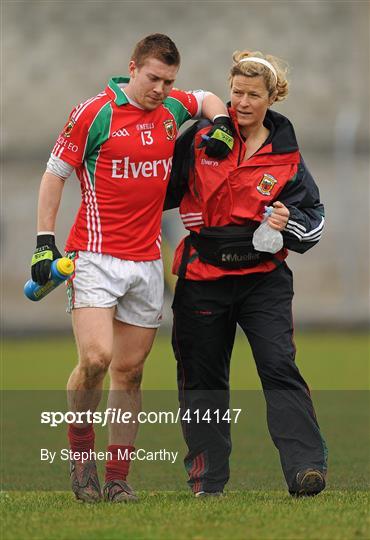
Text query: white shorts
66 251 164 328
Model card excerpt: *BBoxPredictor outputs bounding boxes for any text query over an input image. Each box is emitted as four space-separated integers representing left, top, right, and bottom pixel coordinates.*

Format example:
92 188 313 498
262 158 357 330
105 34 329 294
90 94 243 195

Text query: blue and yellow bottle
24 257 75 301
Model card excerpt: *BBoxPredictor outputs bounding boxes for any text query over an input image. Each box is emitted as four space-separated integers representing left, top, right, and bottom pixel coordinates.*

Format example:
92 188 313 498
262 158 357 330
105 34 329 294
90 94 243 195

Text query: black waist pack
190 225 273 269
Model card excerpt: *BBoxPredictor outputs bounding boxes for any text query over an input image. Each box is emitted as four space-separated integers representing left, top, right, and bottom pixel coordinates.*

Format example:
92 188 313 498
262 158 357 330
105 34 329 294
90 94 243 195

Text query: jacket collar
228 104 299 154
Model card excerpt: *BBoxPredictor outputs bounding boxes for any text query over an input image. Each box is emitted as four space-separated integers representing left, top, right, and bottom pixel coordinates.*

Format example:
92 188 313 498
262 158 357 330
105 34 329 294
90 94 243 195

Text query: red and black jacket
165 107 325 281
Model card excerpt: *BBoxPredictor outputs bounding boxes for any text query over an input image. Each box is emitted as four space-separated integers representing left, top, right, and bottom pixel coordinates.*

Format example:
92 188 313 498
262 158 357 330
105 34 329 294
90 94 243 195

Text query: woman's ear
269 91 278 106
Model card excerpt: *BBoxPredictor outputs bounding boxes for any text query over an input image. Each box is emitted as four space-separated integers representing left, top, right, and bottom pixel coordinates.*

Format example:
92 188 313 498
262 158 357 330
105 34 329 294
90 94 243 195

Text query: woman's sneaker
291 469 326 497
194 491 223 498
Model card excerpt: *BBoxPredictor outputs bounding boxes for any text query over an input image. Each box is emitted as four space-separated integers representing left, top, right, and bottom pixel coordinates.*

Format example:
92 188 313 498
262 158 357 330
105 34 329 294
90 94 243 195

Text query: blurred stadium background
2 0 369 334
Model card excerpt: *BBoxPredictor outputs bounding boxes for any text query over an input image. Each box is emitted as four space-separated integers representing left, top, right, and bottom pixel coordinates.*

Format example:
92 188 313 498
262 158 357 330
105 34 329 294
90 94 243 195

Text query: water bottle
252 206 284 254
24 257 75 301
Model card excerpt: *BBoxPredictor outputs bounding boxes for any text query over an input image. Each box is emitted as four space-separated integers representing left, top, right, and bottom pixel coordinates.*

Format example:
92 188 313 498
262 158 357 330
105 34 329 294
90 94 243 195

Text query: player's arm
200 92 228 121
277 155 325 254
31 150 76 285
31 100 92 284
197 92 234 159
37 171 65 232
169 89 234 159
31 170 67 285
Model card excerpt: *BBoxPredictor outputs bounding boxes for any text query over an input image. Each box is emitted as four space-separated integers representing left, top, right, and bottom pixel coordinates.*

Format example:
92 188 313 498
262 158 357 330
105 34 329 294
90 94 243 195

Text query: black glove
31 234 62 285
198 115 234 159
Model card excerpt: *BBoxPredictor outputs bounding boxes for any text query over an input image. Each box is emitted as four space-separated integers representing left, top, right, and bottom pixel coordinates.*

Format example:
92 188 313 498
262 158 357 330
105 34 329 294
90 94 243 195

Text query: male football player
31 33 234 503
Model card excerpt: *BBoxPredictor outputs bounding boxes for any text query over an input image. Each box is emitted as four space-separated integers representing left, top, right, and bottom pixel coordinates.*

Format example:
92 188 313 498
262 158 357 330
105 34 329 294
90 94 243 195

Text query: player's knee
110 364 143 389
80 349 111 384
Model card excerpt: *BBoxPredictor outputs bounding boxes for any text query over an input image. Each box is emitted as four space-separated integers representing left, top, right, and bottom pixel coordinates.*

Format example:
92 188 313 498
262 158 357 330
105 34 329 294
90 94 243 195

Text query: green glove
198 116 234 159
31 234 62 285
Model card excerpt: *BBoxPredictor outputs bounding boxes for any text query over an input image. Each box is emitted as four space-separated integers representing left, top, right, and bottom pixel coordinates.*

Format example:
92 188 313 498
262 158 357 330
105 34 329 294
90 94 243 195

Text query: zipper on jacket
237 137 244 166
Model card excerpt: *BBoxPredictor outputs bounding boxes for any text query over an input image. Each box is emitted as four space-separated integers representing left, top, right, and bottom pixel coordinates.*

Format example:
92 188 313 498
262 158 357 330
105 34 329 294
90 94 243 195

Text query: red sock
105 445 135 482
68 424 95 453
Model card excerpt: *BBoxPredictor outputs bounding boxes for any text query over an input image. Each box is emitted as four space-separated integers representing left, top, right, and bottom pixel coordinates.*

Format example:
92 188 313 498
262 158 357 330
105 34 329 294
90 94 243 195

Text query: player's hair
131 34 181 68
229 50 289 102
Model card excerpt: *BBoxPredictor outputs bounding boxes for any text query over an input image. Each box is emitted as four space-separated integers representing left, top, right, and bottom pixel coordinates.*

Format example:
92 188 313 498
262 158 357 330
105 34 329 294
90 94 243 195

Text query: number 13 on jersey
140 131 153 145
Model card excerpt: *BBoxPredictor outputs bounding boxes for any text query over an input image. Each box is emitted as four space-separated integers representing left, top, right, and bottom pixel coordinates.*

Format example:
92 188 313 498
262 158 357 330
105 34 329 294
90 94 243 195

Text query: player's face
128 58 179 111
230 75 273 136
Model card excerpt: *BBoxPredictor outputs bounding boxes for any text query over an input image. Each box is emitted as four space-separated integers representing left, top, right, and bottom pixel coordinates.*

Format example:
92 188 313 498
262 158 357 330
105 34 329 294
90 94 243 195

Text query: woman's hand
267 201 290 231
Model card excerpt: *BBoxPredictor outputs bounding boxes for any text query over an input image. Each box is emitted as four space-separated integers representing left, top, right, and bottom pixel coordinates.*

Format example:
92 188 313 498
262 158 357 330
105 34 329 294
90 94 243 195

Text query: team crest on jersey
63 119 75 138
163 119 175 140
257 174 277 195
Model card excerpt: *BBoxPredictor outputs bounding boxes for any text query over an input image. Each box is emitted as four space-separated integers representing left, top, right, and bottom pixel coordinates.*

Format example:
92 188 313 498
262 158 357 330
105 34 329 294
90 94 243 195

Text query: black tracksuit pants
171 262 327 493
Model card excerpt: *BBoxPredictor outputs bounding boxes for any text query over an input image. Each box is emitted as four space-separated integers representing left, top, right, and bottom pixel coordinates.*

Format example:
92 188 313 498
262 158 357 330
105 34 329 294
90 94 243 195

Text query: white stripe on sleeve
285 217 324 242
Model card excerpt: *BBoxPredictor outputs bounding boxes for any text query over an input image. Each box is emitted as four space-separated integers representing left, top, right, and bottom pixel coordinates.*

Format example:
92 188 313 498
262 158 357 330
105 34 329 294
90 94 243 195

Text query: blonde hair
229 50 289 102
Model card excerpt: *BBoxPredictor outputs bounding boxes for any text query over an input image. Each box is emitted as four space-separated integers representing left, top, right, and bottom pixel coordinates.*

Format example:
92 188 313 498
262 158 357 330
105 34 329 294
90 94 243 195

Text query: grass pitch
2 330 369 390
1 491 369 540
1 331 369 539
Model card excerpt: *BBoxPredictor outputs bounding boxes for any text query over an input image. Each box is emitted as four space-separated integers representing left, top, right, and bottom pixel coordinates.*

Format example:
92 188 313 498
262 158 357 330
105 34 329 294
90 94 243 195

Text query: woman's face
230 75 272 135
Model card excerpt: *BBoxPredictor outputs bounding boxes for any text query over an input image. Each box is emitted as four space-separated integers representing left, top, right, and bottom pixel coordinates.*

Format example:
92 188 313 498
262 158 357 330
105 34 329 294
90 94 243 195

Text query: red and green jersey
52 77 200 260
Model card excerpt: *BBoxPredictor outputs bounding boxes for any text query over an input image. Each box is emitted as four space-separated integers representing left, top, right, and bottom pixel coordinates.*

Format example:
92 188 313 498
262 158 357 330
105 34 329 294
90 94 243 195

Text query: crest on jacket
257 174 277 195
163 119 175 140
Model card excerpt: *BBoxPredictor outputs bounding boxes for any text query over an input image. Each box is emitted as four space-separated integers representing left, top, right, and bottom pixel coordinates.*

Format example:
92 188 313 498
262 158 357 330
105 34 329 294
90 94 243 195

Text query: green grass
1 491 369 540
1 331 369 539
2 331 369 390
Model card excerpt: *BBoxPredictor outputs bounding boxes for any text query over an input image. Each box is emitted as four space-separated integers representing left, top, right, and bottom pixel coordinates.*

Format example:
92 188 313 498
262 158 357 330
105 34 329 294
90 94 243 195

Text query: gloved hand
198 115 234 159
31 234 62 285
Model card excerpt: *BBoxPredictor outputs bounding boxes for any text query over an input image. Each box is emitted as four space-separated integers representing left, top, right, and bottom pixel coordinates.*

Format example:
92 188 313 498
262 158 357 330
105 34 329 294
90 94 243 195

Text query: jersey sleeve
50 95 111 169
50 104 92 169
163 89 203 128
279 155 325 254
